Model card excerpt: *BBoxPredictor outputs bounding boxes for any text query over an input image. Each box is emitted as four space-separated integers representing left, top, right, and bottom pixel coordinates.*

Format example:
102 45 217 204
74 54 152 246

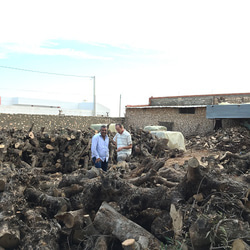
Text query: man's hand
117 147 123 152
96 158 101 162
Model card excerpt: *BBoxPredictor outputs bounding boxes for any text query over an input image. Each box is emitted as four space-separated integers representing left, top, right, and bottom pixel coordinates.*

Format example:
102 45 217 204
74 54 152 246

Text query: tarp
90 124 107 131
150 131 186 151
108 123 117 133
144 126 167 131
90 123 117 133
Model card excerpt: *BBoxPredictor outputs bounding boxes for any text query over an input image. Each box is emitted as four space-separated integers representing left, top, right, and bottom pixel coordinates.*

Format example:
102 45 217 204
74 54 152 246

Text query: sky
0 0 250 116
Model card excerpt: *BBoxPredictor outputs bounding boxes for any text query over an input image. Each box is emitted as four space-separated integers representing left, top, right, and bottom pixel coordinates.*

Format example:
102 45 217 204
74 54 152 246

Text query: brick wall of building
125 107 240 136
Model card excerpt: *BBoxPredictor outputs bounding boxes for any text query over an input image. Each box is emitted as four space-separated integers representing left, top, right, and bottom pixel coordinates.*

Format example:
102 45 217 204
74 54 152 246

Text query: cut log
29 131 40 148
0 221 20 249
187 157 202 182
83 214 97 235
122 238 141 250
93 201 162 250
0 175 6 192
55 209 85 229
93 236 109 250
71 214 98 245
232 238 250 250
46 144 54 150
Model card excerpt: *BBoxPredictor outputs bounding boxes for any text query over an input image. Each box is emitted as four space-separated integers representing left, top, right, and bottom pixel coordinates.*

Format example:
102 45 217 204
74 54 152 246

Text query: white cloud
1 0 250 58
0 43 112 59
0 52 7 59
1 0 250 116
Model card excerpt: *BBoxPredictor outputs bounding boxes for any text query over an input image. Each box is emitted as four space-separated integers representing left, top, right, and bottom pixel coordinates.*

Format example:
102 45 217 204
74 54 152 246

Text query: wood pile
0 126 249 249
186 126 250 153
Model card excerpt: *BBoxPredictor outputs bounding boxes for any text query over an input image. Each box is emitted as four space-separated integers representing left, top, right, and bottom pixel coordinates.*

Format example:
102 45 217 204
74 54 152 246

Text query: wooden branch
83 155 89 169
24 188 70 216
61 184 84 197
128 169 157 186
152 176 178 188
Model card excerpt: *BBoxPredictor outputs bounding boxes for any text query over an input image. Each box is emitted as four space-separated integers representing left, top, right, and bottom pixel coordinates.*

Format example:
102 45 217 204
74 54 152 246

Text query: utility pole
93 76 96 116
119 94 121 117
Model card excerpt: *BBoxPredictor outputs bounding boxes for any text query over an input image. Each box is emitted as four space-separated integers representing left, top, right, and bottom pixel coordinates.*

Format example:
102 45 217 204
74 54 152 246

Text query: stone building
125 93 250 136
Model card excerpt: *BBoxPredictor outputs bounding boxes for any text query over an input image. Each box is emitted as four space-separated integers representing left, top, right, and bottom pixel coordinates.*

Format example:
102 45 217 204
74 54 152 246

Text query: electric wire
0 65 94 78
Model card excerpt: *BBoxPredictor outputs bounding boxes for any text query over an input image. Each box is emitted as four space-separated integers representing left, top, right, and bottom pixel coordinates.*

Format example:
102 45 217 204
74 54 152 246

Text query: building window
159 121 174 131
179 108 195 114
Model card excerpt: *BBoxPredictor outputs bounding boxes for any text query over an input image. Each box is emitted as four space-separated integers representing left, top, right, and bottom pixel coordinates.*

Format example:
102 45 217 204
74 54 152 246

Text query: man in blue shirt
91 125 109 171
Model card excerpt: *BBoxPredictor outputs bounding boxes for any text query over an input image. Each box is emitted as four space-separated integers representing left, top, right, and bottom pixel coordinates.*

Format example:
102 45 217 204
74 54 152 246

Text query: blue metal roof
206 104 250 119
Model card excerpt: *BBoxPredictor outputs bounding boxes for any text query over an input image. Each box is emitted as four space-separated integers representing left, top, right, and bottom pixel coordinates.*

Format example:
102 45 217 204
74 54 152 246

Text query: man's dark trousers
92 157 108 171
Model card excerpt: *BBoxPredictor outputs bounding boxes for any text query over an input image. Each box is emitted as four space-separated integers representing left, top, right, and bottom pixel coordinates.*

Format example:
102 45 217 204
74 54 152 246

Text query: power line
0 87 85 96
0 65 97 116
0 65 94 78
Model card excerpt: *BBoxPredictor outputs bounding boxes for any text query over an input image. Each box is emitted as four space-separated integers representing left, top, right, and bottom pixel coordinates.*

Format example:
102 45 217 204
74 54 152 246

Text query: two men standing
91 124 132 171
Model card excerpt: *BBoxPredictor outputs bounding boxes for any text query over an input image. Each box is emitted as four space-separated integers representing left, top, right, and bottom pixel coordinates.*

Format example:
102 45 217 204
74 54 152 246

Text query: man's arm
91 135 101 161
117 144 132 152
117 133 132 152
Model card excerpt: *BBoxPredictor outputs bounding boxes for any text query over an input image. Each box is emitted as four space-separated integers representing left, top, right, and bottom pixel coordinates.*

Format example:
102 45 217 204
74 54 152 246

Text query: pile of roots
0 126 249 249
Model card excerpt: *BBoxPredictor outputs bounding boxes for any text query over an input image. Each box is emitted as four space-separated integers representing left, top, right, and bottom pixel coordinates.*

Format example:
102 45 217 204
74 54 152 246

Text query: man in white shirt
113 124 132 162
91 125 109 171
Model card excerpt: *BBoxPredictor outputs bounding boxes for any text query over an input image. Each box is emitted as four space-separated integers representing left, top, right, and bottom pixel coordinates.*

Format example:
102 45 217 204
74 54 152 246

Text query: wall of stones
0 113 124 132
150 93 250 106
125 107 241 136
0 111 241 136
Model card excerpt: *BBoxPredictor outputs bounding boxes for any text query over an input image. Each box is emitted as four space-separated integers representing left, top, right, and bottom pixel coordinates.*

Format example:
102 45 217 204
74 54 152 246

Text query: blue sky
0 0 250 116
